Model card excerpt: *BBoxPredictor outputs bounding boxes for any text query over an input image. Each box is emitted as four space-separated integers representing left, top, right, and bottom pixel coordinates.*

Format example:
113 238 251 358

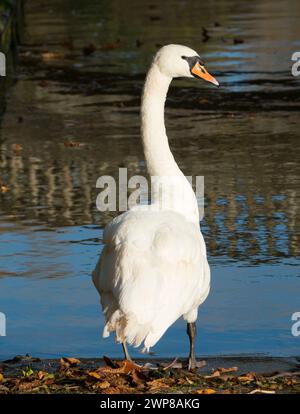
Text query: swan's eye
181 56 187 60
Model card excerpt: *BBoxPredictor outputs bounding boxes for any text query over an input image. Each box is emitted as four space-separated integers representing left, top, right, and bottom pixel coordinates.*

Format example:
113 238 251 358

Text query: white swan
93 44 219 370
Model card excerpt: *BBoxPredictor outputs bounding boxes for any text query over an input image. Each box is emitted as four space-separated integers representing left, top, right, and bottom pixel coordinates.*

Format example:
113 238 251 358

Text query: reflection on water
0 0 299 359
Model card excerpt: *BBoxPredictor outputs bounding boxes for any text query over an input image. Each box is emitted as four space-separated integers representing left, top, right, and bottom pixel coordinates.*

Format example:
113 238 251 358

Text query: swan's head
154 44 219 86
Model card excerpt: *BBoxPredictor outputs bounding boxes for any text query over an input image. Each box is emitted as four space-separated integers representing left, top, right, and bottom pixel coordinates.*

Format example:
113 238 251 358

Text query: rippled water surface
0 0 299 359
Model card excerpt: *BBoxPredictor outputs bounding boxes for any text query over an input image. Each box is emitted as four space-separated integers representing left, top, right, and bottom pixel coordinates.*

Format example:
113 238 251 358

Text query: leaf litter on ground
0 355 299 394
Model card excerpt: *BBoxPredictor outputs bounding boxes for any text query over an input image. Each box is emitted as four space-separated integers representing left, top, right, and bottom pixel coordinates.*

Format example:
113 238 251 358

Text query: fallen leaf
205 366 237 379
177 377 190 386
287 378 298 386
221 389 234 394
37 371 48 380
60 357 81 367
95 380 110 389
185 376 194 385
0 373 4 382
17 380 41 392
88 371 102 380
238 372 256 382
102 385 133 394
197 388 216 394
0 384 9 393
115 360 142 374
131 368 148 385
217 366 238 374
147 378 171 390
103 356 119 369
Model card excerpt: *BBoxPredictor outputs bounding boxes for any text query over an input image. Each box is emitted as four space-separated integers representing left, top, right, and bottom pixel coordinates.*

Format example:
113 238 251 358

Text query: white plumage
93 45 218 367
93 208 210 350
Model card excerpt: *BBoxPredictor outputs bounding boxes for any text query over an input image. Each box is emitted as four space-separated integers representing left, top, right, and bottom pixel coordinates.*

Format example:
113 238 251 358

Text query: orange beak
191 62 219 87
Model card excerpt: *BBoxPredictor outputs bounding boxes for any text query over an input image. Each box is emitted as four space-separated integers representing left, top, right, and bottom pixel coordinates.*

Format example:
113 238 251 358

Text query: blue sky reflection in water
0 0 300 359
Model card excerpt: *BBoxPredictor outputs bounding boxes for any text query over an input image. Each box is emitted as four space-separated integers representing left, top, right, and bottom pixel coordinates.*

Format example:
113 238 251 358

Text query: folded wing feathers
93 209 210 349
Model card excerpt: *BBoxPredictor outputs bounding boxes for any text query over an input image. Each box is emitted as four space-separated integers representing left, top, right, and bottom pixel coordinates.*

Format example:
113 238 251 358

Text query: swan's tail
103 308 173 352
103 309 151 347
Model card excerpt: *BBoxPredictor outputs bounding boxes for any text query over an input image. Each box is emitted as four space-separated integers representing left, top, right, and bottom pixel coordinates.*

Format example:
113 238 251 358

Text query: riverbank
0 355 299 394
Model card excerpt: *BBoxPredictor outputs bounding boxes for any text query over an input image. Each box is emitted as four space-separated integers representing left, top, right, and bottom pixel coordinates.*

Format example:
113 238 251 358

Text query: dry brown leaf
147 378 174 390
88 371 102 380
37 371 48 380
197 388 216 394
177 377 190 386
205 371 220 378
185 376 194 385
131 369 148 385
60 357 81 367
95 380 110 389
238 372 256 382
17 380 42 392
217 366 238 374
123 360 142 374
221 389 234 394
102 385 133 394
115 360 142 374
0 373 4 382
287 378 298 386
103 356 119 368
206 366 238 378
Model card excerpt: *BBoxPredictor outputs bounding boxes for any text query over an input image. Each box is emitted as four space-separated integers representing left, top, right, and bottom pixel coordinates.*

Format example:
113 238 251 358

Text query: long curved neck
140 64 200 224
141 64 181 176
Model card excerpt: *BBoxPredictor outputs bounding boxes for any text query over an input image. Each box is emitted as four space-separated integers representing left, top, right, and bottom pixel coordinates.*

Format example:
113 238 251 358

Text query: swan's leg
187 322 196 371
122 342 132 361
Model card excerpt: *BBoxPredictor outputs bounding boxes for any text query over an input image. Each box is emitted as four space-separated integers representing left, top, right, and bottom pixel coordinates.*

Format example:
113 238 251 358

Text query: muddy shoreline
1 355 300 376
1 355 300 394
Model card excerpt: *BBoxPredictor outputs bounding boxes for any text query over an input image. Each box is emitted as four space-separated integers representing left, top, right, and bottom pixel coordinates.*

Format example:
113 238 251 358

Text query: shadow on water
0 0 299 359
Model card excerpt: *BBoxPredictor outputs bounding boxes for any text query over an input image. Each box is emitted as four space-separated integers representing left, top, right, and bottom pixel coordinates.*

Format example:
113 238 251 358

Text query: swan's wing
93 209 210 348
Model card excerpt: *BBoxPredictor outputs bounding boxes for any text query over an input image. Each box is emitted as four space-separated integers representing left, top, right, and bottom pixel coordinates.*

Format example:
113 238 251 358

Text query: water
0 0 299 359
